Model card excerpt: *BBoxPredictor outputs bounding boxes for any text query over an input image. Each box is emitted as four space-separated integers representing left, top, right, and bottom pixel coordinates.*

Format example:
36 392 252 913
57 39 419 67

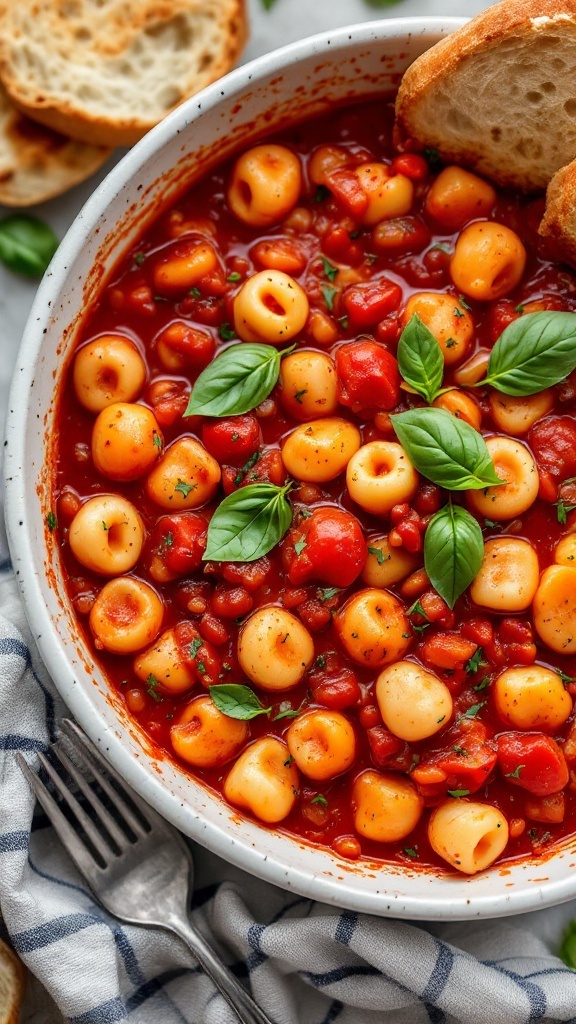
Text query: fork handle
167 914 277 1024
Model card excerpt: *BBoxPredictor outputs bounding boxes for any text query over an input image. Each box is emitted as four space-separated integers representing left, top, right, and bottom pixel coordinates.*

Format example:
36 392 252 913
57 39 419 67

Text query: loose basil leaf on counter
559 919 576 969
397 314 445 404
185 343 291 417
0 214 58 277
479 311 576 395
424 503 484 609
203 482 293 562
391 407 503 490
209 684 271 720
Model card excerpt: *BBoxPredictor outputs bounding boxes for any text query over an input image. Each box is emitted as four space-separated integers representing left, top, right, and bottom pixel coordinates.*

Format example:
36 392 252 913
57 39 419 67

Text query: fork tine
60 719 150 837
51 741 129 851
36 751 113 864
17 753 101 882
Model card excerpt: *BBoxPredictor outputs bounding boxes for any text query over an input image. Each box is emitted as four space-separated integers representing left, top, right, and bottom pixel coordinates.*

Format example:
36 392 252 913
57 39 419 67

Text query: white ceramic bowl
6 17 576 921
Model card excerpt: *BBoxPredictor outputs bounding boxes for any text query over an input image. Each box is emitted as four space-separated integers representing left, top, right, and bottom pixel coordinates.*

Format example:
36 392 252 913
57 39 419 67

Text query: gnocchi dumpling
376 661 453 742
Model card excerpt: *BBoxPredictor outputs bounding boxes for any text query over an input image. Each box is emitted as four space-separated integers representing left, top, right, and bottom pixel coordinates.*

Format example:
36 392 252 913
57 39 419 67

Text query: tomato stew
52 98 576 875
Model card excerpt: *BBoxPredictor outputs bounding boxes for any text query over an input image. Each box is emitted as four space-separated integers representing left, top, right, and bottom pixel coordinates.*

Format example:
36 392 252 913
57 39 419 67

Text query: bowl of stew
7 15 576 920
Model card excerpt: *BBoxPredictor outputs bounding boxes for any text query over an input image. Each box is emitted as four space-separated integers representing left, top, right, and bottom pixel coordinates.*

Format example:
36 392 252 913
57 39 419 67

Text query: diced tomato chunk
323 167 369 219
336 339 400 416
497 732 569 796
282 506 366 588
415 720 497 795
341 279 402 331
222 447 287 493
528 416 576 488
421 632 478 671
201 414 261 467
307 651 361 709
148 513 207 581
174 620 222 687
366 726 406 766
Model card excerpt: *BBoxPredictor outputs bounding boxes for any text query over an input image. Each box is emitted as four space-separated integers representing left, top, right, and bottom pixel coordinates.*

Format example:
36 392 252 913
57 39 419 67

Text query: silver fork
17 718 276 1024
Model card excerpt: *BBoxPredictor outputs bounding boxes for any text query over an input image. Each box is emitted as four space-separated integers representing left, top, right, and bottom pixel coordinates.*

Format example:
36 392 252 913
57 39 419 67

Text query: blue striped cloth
2 517 576 1024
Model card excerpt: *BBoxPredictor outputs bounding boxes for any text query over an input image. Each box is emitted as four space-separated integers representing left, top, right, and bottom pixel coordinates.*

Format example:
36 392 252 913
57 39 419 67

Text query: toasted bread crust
0 938 24 1024
539 159 576 267
396 0 576 192
0 0 247 147
0 82 111 206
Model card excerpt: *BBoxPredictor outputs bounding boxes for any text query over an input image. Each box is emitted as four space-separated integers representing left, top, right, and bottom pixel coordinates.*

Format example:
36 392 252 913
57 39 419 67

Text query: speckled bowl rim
6 16 576 921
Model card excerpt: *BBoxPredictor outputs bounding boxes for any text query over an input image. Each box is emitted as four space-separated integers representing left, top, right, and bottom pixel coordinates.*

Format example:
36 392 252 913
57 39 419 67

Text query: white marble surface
0 0 492 441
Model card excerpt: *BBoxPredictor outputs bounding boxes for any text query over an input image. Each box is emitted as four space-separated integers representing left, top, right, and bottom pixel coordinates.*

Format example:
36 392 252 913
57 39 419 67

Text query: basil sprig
209 684 271 720
203 482 292 562
479 311 576 395
0 214 58 277
185 342 292 418
397 314 445 404
424 504 484 608
391 408 503 490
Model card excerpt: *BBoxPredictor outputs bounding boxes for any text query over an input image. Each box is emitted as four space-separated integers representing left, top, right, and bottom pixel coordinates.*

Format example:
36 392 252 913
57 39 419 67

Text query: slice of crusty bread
539 159 576 266
0 0 247 148
0 82 111 207
395 0 576 193
0 938 24 1024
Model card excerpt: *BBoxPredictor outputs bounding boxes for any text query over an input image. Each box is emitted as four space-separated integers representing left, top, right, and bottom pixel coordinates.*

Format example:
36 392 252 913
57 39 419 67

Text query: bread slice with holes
0 0 247 148
0 81 111 206
0 937 24 1024
395 0 576 193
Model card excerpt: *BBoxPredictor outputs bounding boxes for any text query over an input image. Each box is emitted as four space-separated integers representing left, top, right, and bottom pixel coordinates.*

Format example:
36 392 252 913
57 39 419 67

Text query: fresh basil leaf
481 311 576 395
397 313 445 403
203 482 293 562
559 920 576 969
0 214 58 277
391 407 503 490
185 343 287 417
424 503 484 608
209 683 271 720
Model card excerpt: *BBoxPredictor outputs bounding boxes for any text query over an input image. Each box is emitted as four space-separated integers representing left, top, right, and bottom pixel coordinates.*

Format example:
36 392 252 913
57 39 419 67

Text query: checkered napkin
1 520 576 1023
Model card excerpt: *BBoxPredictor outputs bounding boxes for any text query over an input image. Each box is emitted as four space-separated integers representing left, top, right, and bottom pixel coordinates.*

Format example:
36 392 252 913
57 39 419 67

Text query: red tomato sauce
52 97 576 873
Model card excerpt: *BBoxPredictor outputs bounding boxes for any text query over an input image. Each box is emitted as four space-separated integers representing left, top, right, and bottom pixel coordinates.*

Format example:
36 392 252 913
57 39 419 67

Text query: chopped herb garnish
505 764 525 779
465 648 487 674
234 450 260 486
318 587 340 601
189 637 203 659
46 510 58 532
311 794 328 807
134 252 146 266
368 545 389 565
447 789 470 798
189 286 201 299
175 478 194 498
338 316 349 330
274 698 307 721
557 669 574 684
556 499 576 524
315 654 326 670
226 271 242 282
146 673 162 702
452 745 468 756
407 599 428 619
219 322 236 342
321 256 338 282
460 701 487 719
101 521 109 531
284 755 295 767
153 433 162 450
473 676 491 692
322 285 338 311
294 537 307 556
458 294 472 311
403 847 418 858
294 388 308 404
